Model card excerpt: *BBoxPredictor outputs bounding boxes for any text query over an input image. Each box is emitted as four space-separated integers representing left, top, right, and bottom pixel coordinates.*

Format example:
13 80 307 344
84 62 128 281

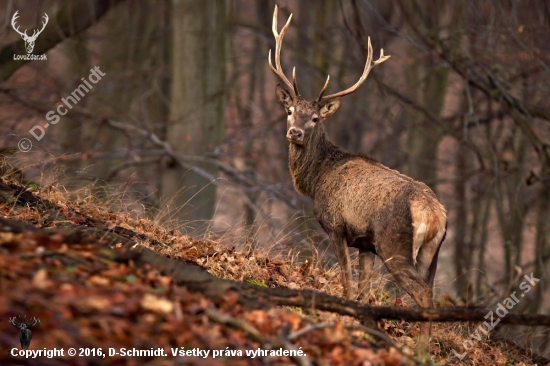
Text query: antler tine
39 13 48 32
320 37 391 101
292 67 300 96
268 6 296 97
30 13 48 39
316 75 330 101
11 11 27 37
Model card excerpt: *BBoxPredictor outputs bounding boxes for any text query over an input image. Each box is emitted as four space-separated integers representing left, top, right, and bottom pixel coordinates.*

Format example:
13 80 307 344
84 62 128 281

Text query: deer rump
312 156 446 265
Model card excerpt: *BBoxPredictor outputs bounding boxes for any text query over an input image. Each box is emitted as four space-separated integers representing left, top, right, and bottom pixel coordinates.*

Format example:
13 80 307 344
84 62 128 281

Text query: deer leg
357 249 375 301
378 250 433 354
416 226 445 285
426 243 442 290
330 233 353 299
417 239 443 289
413 234 445 354
380 254 433 307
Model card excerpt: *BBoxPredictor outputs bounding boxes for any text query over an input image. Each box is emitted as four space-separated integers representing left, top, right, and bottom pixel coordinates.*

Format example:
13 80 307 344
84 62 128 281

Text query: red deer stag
268 5 447 352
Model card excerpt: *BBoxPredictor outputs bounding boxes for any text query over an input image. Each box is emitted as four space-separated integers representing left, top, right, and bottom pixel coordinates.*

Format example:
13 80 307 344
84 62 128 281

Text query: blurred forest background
0 0 549 355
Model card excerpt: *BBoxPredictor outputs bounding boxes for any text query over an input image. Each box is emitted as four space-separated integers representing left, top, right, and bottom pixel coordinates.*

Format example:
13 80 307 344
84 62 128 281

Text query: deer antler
11 11 48 40
268 6 298 97
30 13 49 40
9 317 21 327
29 316 41 327
11 11 27 37
317 37 390 102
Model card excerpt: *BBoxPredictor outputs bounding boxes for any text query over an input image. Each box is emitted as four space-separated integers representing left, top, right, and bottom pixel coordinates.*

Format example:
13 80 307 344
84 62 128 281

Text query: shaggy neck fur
288 122 350 197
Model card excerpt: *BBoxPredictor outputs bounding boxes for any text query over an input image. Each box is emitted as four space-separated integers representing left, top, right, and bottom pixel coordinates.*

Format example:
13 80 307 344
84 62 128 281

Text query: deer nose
288 127 303 142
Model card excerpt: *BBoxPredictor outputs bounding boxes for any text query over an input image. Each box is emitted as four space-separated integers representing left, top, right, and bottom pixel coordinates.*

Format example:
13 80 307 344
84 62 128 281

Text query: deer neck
288 124 337 197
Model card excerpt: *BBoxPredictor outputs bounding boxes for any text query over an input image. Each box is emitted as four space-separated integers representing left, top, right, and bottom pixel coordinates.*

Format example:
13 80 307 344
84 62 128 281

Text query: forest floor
0 173 546 365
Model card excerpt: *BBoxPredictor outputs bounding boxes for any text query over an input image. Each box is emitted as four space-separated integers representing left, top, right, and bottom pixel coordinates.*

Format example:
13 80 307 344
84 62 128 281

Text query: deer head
11 11 49 54
268 6 390 147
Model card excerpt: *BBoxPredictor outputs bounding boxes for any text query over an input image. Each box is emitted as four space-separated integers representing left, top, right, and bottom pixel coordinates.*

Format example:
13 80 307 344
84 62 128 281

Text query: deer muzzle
287 127 304 143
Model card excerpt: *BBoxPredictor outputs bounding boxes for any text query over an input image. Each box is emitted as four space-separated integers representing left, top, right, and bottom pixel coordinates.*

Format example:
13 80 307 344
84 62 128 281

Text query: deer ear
320 98 341 119
276 84 294 108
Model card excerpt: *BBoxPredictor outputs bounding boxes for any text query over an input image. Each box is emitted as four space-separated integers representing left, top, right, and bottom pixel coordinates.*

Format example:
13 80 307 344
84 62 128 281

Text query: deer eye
287 109 292 116
312 117 319 123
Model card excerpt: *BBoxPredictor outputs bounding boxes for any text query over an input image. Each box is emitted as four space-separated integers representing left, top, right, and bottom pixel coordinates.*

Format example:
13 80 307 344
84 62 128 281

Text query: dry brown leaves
0 184 541 365
0 195 410 365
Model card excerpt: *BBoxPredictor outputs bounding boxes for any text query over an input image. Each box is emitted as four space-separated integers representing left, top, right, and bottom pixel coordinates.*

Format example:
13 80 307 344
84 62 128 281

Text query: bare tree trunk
401 1 452 192
494 127 529 293
57 33 89 189
228 0 269 250
530 183 549 313
454 142 472 301
70 0 169 201
474 191 492 298
323 0 363 152
405 61 448 192
402 1 449 193
160 0 226 234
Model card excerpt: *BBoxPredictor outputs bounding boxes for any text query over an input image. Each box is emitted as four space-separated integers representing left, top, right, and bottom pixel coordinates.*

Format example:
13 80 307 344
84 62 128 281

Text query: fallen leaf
82 296 111 311
87 275 110 286
32 268 52 289
141 293 173 314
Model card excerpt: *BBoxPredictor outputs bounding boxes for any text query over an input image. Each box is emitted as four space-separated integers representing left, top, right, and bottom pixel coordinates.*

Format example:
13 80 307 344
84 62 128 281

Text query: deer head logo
9 315 40 350
11 11 49 54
